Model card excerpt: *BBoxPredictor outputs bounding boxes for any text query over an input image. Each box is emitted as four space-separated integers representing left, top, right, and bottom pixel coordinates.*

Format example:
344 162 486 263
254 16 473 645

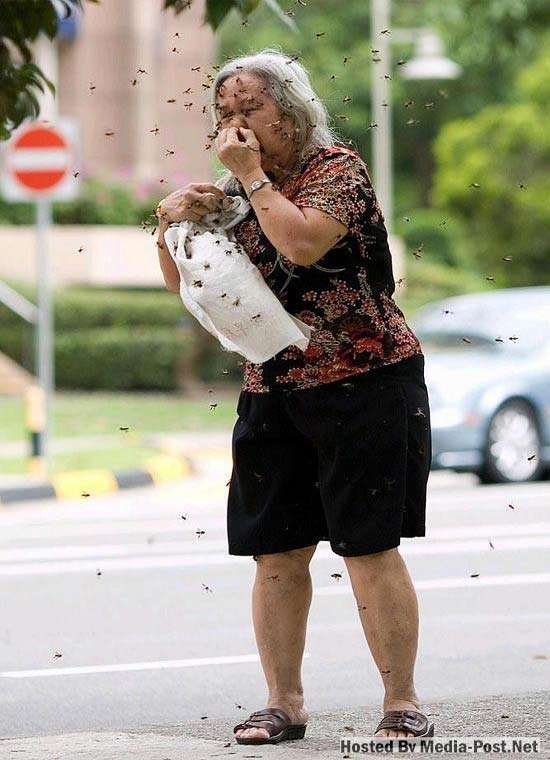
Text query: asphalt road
1 453 549 741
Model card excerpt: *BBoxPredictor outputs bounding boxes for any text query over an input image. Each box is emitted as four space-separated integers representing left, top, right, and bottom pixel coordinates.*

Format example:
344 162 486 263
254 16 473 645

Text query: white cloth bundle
163 194 312 364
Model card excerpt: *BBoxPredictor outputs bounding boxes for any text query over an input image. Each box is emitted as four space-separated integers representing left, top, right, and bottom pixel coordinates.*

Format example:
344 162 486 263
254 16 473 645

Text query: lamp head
400 30 462 81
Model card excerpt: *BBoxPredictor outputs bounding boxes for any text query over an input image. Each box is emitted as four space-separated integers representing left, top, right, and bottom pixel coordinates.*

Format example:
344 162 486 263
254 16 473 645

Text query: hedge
0 323 33 370
192 330 244 384
0 177 159 227
0 283 244 389
400 258 492 313
0 283 185 329
54 328 194 391
1 260 492 390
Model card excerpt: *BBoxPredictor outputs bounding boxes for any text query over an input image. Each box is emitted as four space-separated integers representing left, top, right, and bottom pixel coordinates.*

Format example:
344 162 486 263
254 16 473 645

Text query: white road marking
316 572 550 595
0 553 250 575
1 532 550 575
307 611 550 632
0 652 311 679
3 518 550 545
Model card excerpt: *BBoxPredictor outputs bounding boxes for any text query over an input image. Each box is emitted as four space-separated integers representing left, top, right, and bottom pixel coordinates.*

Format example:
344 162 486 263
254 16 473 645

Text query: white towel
163 195 312 364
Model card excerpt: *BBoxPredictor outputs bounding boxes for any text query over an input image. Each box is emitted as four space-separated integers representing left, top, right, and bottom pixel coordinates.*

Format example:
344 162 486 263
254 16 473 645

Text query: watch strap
248 178 272 199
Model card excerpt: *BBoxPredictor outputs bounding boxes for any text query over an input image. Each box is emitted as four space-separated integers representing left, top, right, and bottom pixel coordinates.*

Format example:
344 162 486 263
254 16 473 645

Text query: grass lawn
0 389 240 475
1 389 239 444
0 446 165 476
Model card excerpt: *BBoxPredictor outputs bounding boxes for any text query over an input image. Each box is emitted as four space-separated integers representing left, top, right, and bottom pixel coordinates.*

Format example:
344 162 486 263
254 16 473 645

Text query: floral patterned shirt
231 144 422 393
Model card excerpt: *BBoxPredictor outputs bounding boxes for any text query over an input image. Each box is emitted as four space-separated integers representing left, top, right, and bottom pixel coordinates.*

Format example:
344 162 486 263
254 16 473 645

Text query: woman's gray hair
210 46 348 196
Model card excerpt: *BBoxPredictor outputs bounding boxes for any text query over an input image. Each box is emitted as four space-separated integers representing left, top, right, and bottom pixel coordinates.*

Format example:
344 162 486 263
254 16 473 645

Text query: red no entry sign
0 118 80 201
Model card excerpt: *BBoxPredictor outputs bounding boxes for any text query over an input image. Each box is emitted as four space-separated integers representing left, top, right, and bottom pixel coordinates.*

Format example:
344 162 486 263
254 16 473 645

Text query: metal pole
35 198 54 477
33 31 58 479
371 0 393 234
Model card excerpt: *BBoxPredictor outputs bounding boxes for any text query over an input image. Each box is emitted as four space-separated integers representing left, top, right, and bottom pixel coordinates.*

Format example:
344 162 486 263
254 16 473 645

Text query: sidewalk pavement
1 692 548 759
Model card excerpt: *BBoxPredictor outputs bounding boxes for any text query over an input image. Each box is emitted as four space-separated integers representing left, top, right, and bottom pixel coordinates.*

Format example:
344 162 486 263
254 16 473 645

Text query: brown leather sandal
233 707 307 745
374 709 435 737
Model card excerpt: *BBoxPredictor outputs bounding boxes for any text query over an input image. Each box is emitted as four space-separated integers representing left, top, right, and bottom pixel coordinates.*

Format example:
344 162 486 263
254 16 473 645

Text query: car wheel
478 399 543 484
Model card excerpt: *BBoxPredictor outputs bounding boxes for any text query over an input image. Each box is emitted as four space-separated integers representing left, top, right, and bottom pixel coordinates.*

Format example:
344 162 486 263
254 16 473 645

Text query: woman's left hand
215 126 262 180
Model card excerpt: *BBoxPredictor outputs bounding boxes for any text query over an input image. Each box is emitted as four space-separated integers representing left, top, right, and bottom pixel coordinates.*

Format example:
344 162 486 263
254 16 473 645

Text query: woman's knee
255 544 317 578
343 547 400 573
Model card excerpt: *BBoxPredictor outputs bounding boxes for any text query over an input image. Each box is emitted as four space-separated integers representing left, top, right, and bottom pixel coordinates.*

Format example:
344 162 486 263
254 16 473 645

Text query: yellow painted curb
145 454 192 483
52 469 119 499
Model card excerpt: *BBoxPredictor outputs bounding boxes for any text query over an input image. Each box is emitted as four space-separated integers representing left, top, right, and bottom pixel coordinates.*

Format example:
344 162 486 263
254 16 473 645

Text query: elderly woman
156 48 434 745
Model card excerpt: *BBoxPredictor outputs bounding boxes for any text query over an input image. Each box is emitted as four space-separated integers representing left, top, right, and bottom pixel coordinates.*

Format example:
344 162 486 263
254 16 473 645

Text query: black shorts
227 353 432 557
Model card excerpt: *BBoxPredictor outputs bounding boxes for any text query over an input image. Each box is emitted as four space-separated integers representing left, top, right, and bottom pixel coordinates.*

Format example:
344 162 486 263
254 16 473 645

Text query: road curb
1 692 548 759
0 451 196 506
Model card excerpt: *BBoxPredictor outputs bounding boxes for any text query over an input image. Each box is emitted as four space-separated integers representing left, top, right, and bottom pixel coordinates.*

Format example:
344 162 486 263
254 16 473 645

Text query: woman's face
214 73 299 177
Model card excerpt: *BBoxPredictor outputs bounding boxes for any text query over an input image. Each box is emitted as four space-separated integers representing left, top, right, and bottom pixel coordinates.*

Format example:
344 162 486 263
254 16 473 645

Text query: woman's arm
157 218 180 293
215 127 348 267
239 168 348 267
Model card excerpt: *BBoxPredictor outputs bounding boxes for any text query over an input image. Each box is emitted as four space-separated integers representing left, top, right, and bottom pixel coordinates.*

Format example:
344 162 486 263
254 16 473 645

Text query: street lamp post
370 0 462 238
371 0 393 234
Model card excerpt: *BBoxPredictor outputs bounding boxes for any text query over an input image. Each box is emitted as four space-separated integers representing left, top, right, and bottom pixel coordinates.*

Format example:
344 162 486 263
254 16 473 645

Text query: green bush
432 45 550 286
54 327 193 391
0 282 185 329
0 283 246 389
396 208 465 267
0 323 34 369
0 323 195 391
0 176 160 227
192 329 245 384
401 258 492 313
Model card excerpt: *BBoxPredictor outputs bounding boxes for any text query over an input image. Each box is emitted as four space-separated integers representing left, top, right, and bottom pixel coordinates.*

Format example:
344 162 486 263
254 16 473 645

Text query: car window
415 331 500 353
415 322 545 355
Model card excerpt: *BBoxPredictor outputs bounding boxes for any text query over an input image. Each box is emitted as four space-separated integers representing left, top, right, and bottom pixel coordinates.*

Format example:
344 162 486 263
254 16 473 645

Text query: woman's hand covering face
215 126 263 180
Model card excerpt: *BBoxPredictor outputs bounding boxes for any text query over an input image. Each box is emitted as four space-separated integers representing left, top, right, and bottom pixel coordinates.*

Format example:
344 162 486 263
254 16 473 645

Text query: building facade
55 0 216 191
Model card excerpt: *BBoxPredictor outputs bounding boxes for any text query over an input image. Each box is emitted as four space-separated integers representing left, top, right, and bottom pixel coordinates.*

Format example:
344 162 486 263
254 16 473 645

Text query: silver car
409 286 550 483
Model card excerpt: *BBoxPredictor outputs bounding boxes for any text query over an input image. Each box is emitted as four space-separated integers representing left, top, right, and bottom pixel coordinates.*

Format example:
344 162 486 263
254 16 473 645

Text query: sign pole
35 198 54 477
1 119 80 477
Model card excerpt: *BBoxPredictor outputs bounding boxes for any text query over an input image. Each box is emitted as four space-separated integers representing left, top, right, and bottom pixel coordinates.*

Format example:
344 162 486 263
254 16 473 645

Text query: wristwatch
247 178 272 199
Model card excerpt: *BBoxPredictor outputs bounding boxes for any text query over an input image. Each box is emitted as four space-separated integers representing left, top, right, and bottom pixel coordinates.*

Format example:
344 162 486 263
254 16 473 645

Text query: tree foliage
425 0 550 111
0 0 59 139
216 0 550 285
217 0 550 206
432 44 550 286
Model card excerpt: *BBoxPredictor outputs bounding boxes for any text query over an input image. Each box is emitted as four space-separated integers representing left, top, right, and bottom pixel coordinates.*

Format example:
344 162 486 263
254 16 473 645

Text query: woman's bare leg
344 547 422 739
234 544 317 740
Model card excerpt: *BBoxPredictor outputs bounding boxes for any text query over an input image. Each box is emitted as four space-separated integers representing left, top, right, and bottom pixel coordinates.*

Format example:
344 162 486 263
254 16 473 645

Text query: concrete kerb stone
1 692 549 760
0 447 196 507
